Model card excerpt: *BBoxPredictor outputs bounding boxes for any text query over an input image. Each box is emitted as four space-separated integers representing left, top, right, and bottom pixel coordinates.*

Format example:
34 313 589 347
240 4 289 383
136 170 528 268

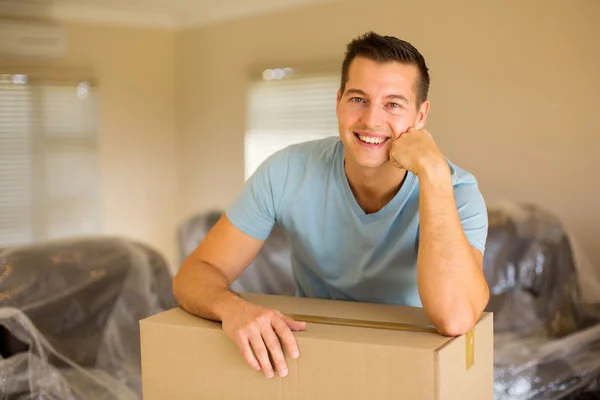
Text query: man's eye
388 102 401 108
350 97 364 103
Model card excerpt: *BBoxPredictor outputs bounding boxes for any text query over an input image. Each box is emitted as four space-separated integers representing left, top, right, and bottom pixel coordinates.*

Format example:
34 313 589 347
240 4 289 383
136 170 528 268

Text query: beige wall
58 23 179 268
177 0 600 266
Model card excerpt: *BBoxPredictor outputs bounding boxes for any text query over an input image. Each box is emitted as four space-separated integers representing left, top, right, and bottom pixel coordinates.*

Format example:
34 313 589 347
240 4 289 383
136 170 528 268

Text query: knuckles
234 329 246 340
240 310 279 332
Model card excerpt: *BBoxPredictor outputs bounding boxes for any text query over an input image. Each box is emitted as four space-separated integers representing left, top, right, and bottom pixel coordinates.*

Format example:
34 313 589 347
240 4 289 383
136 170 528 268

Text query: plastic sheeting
0 237 177 399
485 203 600 399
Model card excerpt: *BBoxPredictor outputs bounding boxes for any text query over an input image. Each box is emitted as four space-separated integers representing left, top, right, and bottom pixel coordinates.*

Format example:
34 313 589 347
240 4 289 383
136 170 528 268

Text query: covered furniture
484 203 600 399
0 237 177 399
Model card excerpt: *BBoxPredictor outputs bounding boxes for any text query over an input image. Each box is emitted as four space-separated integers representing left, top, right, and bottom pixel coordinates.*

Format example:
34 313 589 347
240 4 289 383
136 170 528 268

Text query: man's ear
414 100 430 130
336 89 342 115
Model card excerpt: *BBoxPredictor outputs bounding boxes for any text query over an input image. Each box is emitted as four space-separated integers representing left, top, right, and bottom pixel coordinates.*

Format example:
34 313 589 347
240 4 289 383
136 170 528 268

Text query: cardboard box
140 293 493 399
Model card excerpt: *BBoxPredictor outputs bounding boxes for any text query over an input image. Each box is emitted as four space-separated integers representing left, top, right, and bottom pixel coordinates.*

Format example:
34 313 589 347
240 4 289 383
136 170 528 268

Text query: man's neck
344 159 407 214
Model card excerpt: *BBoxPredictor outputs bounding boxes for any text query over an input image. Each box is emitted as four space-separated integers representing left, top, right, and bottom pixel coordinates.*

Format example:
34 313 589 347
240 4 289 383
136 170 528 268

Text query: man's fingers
281 314 307 331
249 330 275 378
388 149 401 168
272 317 300 360
261 325 288 377
234 332 261 371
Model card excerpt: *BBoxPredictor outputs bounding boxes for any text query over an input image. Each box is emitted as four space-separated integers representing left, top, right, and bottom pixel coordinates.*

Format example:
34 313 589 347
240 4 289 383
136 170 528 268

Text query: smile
353 132 390 146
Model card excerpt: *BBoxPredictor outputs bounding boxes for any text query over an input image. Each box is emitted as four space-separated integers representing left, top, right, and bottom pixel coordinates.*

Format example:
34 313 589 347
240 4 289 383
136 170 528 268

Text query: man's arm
173 214 263 322
173 214 305 378
174 147 304 378
389 128 489 336
416 163 489 337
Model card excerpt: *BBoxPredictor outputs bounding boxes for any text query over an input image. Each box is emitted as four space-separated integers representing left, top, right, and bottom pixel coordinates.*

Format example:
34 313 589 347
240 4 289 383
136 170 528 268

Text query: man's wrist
214 290 247 321
416 157 451 185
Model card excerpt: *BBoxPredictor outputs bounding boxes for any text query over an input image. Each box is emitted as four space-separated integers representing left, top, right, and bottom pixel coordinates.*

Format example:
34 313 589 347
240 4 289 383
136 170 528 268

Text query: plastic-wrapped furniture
484 203 600 399
0 237 177 399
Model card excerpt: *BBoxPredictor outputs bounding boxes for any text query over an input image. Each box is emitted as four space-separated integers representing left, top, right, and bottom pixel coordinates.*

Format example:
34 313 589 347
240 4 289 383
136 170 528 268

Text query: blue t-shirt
226 136 488 307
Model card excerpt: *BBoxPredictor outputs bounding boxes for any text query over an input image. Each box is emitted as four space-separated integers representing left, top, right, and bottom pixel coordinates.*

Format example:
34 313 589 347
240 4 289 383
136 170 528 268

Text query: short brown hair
340 32 430 106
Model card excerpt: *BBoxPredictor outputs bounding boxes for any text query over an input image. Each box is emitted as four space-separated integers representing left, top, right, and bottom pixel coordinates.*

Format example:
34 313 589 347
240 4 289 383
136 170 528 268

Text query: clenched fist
389 128 447 176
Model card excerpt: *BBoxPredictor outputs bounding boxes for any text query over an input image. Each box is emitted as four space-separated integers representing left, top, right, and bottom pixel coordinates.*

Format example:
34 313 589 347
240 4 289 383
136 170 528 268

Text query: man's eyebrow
344 88 367 97
386 94 409 103
344 89 409 103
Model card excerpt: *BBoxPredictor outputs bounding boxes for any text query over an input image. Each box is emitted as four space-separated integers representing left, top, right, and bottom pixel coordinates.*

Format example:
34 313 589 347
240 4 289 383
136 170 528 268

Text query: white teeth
358 135 385 144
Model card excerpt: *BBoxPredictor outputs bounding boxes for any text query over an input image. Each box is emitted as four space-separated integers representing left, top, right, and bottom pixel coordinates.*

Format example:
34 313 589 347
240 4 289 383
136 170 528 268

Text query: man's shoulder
266 136 341 172
445 158 479 187
255 136 339 172
284 136 341 160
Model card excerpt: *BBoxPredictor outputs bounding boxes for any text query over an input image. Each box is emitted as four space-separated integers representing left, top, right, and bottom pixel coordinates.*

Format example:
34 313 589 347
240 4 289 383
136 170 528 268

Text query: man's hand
389 128 446 175
221 301 306 378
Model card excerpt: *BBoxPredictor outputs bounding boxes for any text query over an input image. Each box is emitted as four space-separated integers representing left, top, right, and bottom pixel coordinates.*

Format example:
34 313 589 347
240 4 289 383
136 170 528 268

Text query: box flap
241 293 435 327
143 293 460 350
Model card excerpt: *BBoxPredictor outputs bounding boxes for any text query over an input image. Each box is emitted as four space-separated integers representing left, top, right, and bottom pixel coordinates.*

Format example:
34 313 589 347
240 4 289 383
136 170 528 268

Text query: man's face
336 57 429 170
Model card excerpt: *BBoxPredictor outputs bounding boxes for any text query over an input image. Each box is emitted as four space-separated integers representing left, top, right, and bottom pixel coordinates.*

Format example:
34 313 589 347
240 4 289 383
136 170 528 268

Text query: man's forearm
172 260 246 322
416 162 489 336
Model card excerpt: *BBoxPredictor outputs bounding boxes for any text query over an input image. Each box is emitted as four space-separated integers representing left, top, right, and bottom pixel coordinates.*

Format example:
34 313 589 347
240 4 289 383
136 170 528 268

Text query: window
0 73 100 248
244 69 340 180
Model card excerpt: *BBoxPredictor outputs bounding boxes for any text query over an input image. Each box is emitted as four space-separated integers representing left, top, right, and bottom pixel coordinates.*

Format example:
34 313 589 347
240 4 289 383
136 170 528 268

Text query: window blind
0 80 32 246
0 74 100 248
245 73 340 180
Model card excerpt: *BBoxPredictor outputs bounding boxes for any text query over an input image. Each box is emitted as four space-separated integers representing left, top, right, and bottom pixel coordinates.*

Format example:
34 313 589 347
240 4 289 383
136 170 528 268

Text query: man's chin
355 159 390 170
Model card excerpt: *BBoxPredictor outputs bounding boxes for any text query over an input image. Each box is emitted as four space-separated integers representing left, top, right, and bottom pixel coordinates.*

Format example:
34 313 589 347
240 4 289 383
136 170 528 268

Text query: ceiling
0 0 337 29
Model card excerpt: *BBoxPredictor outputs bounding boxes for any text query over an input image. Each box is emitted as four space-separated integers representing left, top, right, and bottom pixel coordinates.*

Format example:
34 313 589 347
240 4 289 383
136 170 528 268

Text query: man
173 31 490 380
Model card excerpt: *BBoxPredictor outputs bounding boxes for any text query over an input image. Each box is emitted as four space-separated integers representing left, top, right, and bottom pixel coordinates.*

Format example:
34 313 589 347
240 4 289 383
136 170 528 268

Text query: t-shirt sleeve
225 149 289 240
454 181 489 254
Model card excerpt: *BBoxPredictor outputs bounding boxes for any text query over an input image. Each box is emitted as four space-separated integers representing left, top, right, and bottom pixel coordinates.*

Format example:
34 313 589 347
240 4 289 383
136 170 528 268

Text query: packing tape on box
286 313 475 370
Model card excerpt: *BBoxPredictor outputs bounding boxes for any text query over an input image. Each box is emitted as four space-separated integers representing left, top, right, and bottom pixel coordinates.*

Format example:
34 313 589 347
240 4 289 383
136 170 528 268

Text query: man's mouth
353 132 390 146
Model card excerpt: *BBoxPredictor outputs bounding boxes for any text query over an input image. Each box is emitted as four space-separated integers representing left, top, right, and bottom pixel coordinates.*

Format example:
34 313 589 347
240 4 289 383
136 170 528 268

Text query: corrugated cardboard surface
140 293 493 399
436 313 494 400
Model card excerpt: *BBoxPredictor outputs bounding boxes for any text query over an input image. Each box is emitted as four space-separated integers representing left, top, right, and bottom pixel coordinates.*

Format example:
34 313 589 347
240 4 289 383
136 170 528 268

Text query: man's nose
360 104 384 129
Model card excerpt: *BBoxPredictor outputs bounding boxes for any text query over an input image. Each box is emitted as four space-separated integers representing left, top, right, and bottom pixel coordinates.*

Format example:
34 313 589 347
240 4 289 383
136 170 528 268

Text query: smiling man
173 31 490 379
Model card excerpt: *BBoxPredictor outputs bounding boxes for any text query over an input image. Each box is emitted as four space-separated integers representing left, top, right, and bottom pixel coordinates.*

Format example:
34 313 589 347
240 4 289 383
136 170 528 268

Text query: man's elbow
432 294 488 337
172 269 185 306
172 260 194 307
434 313 478 337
